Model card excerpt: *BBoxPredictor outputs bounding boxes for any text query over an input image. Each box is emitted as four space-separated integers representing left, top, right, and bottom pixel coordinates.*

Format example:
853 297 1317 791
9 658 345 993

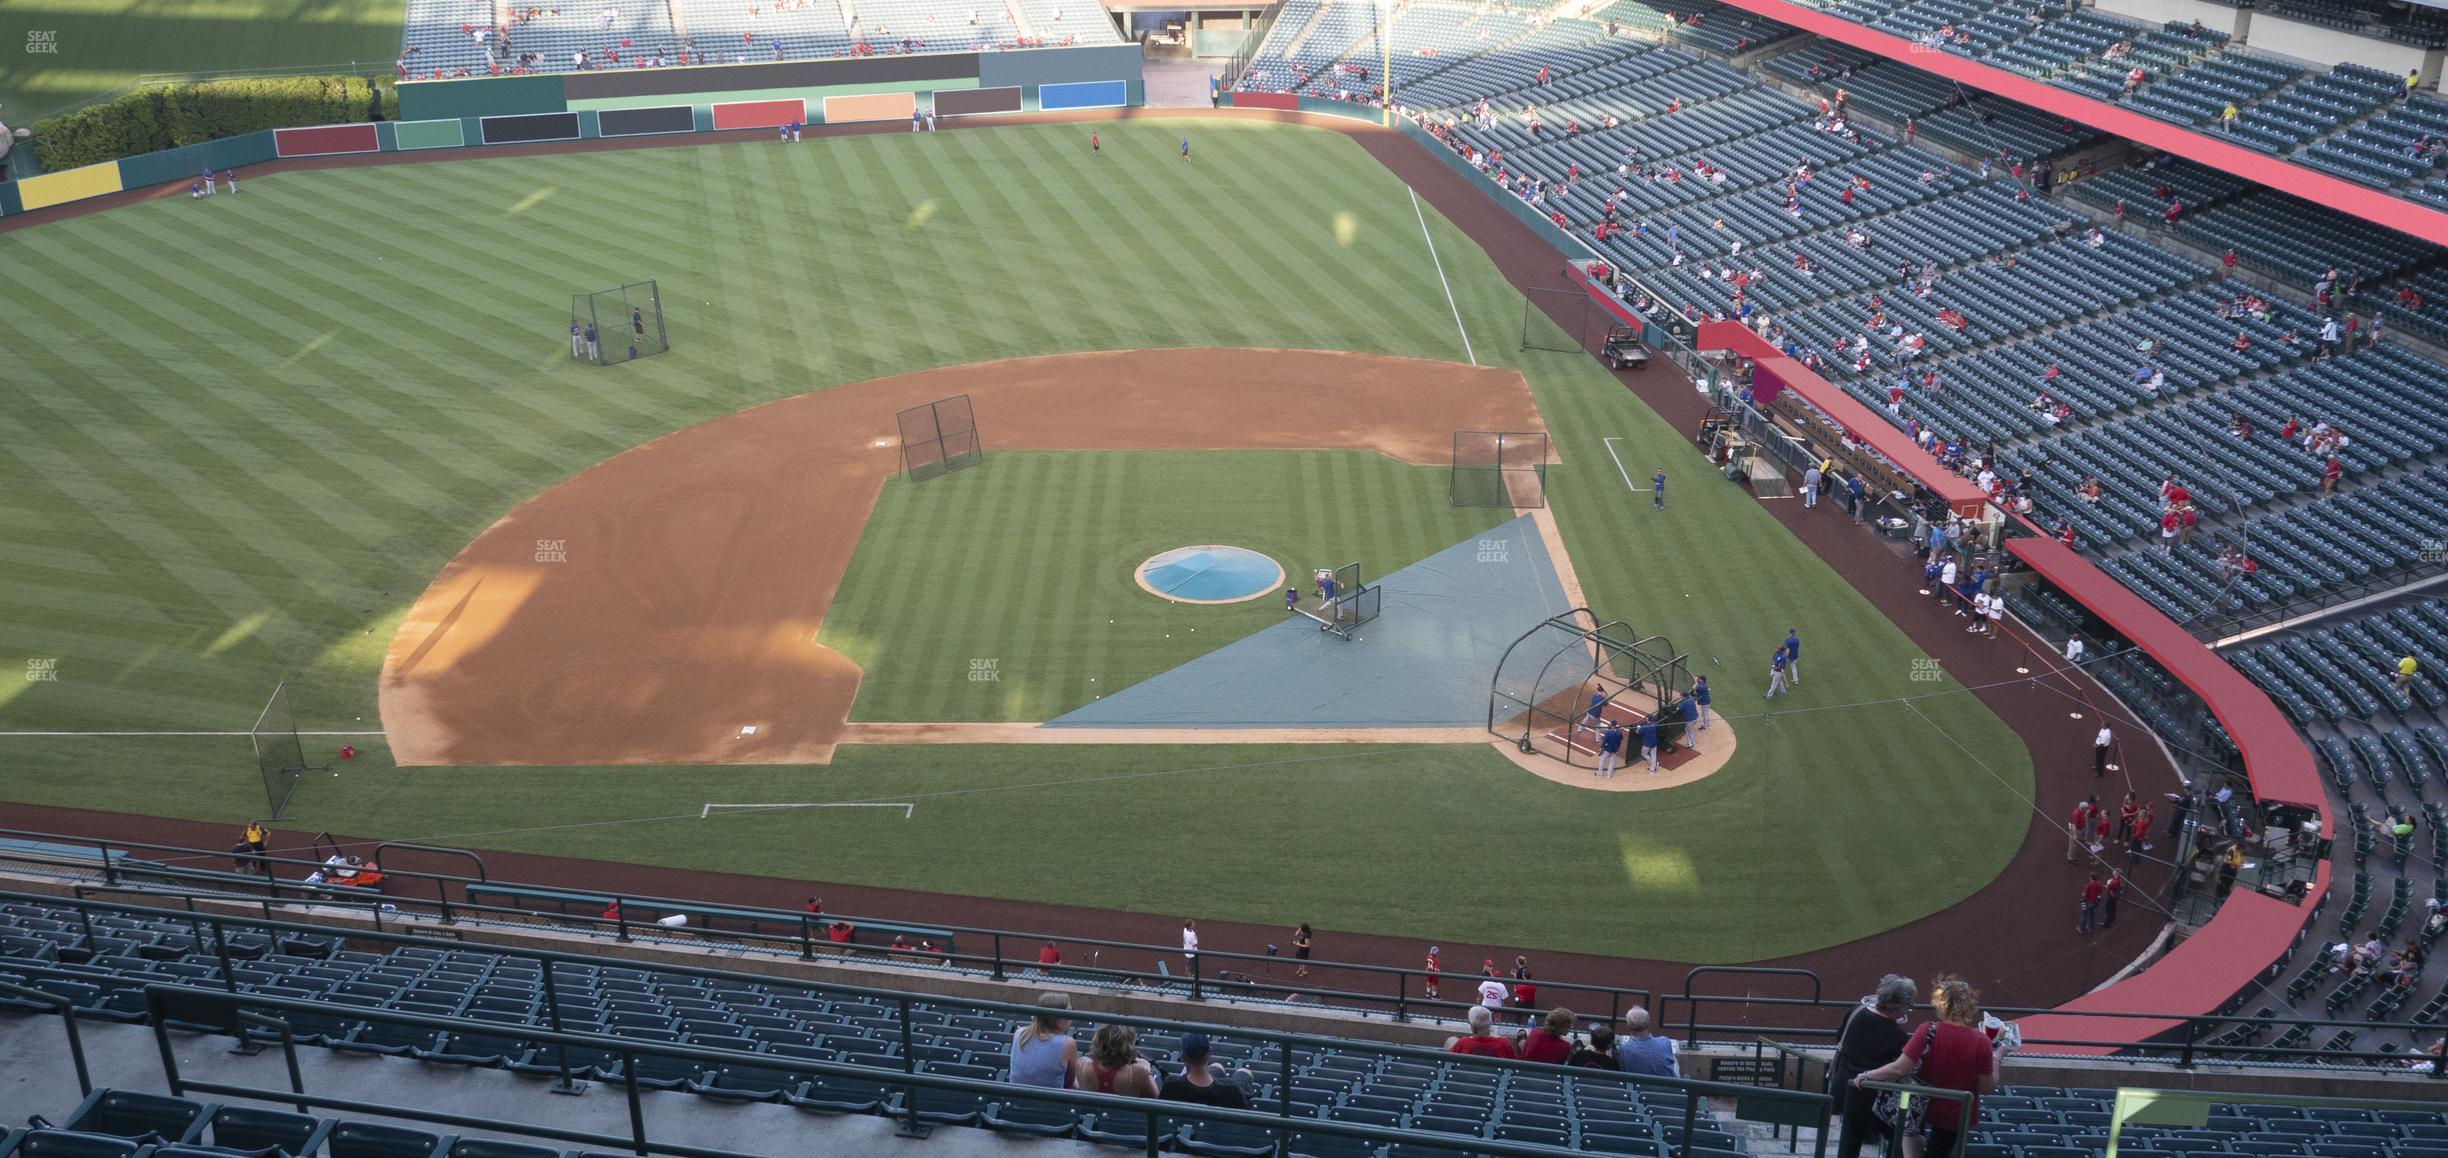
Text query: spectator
1181 920 1198 969
1159 1033 1253 1107
1008 992 1077 1088
1448 1004 1520 1059
236 820 269 874
1512 956 1538 1009
1476 963 1508 1008
1616 1007 1677 1076
1520 1007 1577 1064
1828 974 1916 1158
1854 976 2003 1158
2079 873 2102 934
1567 1024 1618 1069
1292 922 1312 978
1038 941 1061 966
1073 1025 1160 1096
2101 870 2126 928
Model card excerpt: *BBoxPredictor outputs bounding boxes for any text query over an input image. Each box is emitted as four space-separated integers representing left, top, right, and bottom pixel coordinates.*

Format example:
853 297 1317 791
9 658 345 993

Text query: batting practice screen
1451 430 1549 508
252 680 311 820
897 394 984 482
570 280 669 366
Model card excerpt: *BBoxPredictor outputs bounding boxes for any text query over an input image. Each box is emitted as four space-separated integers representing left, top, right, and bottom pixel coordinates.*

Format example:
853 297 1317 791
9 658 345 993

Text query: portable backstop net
1488 609 1693 767
1522 285 1597 353
896 394 984 482
570 280 669 366
1291 560 1379 641
250 680 322 820
1452 431 1550 508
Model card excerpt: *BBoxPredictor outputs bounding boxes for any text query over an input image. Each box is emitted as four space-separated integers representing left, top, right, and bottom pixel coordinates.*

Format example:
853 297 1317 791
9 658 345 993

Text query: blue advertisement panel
1039 80 1127 111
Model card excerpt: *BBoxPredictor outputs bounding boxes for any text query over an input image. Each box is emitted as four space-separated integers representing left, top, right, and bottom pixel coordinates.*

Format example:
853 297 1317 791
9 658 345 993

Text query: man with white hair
1615 1007 1677 1076
1447 1004 1519 1059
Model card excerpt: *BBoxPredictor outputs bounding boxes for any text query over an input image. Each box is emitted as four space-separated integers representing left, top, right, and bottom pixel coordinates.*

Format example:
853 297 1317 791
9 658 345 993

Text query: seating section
399 0 1115 78
1964 1084 2448 1152
0 899 1771 1156
402 0 677 78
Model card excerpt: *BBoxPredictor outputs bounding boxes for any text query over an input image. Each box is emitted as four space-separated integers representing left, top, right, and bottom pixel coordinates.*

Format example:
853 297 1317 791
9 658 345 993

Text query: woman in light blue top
1009 991 1077 1088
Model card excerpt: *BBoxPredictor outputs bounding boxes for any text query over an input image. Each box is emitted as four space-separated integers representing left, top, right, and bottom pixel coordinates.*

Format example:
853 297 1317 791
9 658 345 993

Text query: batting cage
251 680 321 820
1292 560 1379 641
897 394 984 482
1451 430 1549 508
570 280 668 366
1488 609 1692 768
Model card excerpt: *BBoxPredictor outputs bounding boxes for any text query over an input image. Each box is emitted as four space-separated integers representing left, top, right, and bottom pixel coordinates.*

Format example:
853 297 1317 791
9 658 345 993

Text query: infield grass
825 451 1505 722
0 119 2033 961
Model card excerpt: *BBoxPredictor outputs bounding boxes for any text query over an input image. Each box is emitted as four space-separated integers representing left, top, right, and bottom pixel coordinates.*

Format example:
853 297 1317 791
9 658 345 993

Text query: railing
106 980 1833 1158
10 887 2441 1082
2198 557 2448 643
1219 0 1286 91
0 829 1656 1028
1667 987 2447 1076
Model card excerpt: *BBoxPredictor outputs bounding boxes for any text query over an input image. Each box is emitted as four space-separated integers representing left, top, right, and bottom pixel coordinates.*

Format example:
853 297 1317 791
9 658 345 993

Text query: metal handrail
2 888 1762 1106
0 828 1655 1023
1852 1079 1978 1158
136 981 1831 1158
0 973 92 1097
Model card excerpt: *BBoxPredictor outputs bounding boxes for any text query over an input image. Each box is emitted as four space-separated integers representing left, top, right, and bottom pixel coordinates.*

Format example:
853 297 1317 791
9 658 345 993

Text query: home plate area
1547 686 1703 772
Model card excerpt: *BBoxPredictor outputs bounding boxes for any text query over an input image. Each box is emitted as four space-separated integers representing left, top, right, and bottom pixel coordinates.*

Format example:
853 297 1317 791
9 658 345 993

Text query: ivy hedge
32 75 393 170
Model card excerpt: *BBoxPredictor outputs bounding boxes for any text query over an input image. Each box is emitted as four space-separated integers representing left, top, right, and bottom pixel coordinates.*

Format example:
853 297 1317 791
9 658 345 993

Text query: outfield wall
0 43 1142 217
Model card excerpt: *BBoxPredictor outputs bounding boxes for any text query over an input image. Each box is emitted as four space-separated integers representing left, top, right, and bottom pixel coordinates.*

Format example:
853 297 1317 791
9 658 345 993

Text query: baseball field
0 116 2039 972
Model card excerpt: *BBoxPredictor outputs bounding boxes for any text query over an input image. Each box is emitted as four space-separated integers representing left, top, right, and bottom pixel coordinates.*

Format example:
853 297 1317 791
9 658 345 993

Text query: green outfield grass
0 0 404 122
826 451 1505 722
0 119 2033 961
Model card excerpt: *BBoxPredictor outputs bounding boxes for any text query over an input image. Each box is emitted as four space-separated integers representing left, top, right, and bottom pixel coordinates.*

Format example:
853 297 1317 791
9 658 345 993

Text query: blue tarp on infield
1044 514 1572 729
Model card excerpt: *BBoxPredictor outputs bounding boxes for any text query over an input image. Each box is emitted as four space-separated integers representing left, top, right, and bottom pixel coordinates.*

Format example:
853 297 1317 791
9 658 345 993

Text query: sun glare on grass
506 186 557 215
1617 839 1700 893
206 609 275 656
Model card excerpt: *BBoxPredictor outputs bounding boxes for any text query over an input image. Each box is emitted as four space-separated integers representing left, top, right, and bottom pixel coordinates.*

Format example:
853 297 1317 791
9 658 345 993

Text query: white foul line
701 802 915 819
1409 187 1476 366
1600 436 1640 494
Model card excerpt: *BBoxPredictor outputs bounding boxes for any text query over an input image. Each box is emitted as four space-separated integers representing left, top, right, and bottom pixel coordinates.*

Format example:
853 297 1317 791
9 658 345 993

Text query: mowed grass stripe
0 123 2036 962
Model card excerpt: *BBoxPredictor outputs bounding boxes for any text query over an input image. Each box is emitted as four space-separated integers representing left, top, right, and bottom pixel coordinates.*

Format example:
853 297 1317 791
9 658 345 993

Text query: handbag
1871 1023 1935 1134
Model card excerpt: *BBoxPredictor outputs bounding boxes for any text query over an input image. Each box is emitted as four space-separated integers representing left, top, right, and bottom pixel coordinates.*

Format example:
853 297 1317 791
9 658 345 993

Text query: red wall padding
273 123 381 157
1229 92 1298 110
711 99 805 130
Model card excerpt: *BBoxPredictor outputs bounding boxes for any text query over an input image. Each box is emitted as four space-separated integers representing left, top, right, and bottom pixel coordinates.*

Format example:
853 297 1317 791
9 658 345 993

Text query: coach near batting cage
570 280 669 366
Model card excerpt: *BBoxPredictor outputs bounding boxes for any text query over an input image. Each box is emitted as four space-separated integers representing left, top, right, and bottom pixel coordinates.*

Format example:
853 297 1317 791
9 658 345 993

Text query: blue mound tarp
1045 514 1573 729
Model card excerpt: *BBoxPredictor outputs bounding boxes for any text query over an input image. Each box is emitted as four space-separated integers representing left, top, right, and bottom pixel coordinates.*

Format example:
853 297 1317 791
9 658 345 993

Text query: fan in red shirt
1448 1006 1520 1060
1038 941 1061 965
2067 796 2097 861
1854 977 2002 1156
1423 947 1441 1000
2323 455 2344 496
1518 1008 1578 1065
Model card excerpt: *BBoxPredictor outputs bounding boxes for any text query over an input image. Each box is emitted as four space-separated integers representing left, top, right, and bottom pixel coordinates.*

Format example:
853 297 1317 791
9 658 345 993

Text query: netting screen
570 280 669 366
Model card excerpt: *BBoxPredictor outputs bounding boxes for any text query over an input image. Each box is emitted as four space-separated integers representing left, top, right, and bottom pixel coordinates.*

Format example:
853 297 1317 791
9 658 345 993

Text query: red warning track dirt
378 349 1541 766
